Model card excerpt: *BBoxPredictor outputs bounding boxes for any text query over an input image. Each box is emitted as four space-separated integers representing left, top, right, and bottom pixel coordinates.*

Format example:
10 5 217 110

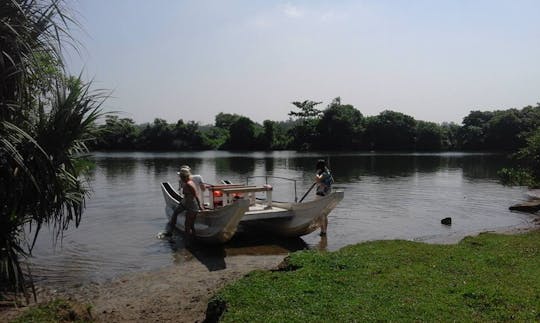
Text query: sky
66 0 540 125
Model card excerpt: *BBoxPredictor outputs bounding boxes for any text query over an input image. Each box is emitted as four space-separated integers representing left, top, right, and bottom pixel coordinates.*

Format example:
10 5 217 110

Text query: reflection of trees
264 157 274 173
328 155 418 180
460 155 510 180
99 158 137 179
287 156 317 172
216 157 255 175
143 158 168 177
414 156 442 173
169 158 203 173
317 155 443 181
143 158 204 179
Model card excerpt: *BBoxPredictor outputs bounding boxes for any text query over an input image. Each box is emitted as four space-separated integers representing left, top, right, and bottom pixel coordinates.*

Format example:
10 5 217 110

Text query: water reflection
227 157 256 175
97 158 137 179
264 157 274 173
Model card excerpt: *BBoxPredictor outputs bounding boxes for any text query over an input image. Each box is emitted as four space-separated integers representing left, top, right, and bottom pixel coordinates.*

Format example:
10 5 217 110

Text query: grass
213 231 540 322
11 299 93 323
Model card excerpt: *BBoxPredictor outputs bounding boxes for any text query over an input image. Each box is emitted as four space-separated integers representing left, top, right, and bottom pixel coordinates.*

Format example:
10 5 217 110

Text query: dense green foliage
91 100 540 153
1 0 106 295
213 231 540 322
499 127 540 188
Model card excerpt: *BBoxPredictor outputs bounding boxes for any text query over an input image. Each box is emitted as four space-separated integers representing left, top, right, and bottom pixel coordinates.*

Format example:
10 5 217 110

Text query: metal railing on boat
246 176 299 202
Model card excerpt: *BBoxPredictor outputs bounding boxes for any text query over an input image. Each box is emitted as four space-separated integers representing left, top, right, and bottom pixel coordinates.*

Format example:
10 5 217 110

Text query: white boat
160 177 344 243
241 191 344 237
161 182 250 243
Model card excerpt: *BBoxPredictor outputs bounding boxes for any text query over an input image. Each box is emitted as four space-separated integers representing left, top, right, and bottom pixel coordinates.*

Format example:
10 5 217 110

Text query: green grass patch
11 299 93 323
213 231 540 322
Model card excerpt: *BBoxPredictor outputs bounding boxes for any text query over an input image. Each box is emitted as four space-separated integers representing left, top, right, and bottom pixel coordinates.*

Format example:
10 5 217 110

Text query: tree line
92 98 540 153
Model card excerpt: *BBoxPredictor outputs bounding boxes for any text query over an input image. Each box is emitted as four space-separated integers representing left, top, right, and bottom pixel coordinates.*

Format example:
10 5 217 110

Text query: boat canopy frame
246 176 299 202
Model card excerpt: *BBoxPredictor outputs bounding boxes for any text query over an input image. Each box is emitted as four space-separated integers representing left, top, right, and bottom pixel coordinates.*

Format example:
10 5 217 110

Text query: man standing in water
165 165 206 237
315 159 334 236
177 167 203 238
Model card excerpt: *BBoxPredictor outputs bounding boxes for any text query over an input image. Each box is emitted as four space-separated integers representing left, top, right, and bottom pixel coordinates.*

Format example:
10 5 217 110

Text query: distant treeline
91 98 540 152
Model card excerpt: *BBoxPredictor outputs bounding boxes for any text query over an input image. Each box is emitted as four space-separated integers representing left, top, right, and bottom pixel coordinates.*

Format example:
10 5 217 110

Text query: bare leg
320 215 327 236
185 211 196 237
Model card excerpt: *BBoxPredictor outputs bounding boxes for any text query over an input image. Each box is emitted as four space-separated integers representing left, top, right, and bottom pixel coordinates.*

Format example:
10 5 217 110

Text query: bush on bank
212 231 540 322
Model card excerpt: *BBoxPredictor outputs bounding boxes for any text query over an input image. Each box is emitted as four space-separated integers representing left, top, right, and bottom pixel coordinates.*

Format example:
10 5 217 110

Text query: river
29 151 534 289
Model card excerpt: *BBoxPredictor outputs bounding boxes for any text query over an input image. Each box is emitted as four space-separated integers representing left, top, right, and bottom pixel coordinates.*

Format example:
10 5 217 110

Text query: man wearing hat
177 165 206 205
165 165 206 236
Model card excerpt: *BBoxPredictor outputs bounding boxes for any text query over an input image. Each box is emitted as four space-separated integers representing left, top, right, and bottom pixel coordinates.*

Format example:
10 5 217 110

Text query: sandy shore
2 220 539 322
2 254 285 322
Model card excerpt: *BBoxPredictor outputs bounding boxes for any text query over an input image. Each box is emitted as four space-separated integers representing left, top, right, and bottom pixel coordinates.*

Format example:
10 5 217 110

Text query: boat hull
241 191 344 237
161 182 249 243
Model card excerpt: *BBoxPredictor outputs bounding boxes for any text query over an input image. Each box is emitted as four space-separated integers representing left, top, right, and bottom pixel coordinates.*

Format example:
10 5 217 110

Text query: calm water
30 151 534 288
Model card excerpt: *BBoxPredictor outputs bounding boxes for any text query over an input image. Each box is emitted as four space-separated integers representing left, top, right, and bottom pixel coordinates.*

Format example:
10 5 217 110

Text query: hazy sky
67 0 540 125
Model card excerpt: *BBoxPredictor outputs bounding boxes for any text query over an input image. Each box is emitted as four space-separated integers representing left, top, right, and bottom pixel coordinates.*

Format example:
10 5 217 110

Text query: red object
212 189 223 207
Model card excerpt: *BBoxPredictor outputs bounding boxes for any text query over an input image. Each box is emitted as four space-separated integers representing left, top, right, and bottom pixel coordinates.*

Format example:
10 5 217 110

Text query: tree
499 127 540 188
484 110 524 151
227 116 257 150
415 121 443 151
288 100 323 150
440 122 461 150
138 118 173 150
316 97 364 150
95 116 138 150
171 119 206 150
201 126 228 149
459 110 493 150
1 0 107 295
261 120 275 150
365 110 416 150
288 100 323 119
215 112 242 129
517 128 540 186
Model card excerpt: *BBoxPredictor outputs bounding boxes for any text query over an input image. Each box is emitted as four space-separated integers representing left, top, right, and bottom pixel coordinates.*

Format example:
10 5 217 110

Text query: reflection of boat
160 177 344 243
161 182 250 243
